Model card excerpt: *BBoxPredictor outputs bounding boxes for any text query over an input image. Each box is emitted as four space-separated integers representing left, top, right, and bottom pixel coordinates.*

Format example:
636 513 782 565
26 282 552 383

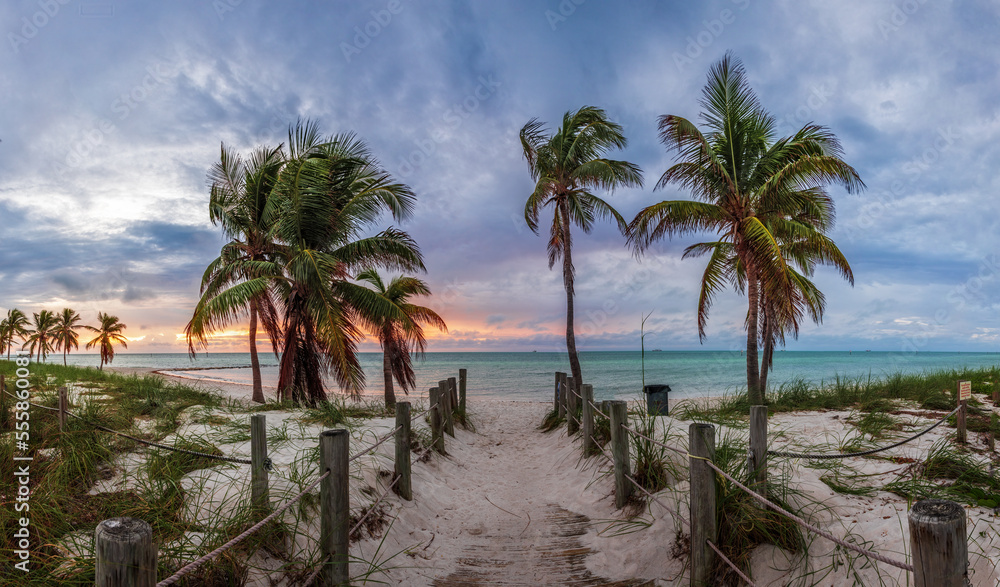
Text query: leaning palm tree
23 310 57 362
186 143 284 403
85 312 128 370
53 308 83 366
628 53 864 404
519 106 643 390
356 269 447 408
2 309 31 360
270 123 425 406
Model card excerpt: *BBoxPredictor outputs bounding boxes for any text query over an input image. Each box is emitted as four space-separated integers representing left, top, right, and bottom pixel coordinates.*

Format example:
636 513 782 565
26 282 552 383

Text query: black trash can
644 384 671 416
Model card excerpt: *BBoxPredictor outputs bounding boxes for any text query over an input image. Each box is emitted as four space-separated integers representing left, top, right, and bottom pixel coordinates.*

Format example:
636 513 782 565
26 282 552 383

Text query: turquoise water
48 351 1000 402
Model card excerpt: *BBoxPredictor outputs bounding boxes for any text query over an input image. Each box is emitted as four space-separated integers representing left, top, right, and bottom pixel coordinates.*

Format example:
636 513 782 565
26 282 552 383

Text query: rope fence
707 539 757 587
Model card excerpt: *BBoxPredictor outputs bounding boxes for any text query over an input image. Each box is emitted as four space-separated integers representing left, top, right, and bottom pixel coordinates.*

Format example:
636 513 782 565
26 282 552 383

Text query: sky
1 0 999 355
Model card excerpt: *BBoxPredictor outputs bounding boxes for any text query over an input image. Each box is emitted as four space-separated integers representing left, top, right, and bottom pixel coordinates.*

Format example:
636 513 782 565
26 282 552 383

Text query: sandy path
362 401 654 586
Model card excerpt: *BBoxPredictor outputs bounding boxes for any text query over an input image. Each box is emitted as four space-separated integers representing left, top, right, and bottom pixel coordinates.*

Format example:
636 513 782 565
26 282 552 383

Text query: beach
88 367 1000 585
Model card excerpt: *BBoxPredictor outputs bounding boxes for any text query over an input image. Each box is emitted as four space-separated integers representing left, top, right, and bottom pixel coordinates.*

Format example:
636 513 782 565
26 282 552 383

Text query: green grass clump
302 397 392 427
538 407 565 432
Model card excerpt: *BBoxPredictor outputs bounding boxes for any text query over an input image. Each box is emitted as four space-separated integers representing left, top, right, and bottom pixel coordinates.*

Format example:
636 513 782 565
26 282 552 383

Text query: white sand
80 372 1000 585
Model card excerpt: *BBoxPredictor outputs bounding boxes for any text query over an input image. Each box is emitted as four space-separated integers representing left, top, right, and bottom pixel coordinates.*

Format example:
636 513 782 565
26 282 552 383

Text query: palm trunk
63 348 67 366
383 348 396 409
759 305 773 396
746 263 762 404
560 200 583 391
248 301 265 404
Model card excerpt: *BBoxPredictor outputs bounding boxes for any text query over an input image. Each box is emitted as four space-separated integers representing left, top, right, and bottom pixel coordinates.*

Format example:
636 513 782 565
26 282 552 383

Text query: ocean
46 350 1000 403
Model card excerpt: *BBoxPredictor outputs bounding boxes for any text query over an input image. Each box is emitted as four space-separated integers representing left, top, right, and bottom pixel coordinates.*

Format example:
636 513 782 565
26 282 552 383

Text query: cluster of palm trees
0 308 129 369
521 53 864 404
186 120 446 408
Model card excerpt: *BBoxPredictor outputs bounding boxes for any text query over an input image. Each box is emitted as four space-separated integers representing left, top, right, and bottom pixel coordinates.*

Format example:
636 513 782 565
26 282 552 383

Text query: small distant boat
651 349 663 352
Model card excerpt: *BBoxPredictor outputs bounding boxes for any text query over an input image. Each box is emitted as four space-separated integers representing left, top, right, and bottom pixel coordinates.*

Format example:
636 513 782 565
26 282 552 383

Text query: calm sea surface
51 351 1000 402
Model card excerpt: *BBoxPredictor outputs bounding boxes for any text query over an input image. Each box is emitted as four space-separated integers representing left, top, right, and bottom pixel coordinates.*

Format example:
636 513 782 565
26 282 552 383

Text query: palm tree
2 309 30 360
268 121 425 406
186 143 284 403
519 106 643 390
356 269 447 408
53 308 83 366
628 53 863 404
85 312 128 370
23 310 57 362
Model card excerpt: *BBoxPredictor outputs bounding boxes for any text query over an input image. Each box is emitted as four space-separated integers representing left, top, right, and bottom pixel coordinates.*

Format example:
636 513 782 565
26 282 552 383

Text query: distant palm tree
519 106 642 392
85 312 128 370
53 308 83 366
628 53 863 404
23 310 57 362
187 143 284 403
2 309 30 360
269 121 424 406
356 269 447 408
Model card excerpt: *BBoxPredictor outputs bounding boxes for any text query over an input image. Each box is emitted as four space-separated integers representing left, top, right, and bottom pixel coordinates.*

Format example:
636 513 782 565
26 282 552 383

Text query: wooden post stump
609 400 631 508
448 376 459 418
553 372 563 412
459 369 467 414
429 387 445 455
689 422 717 587
957 382 968 445
394 402 412 500
95 517 156 587
58 386 68 432
439 379 454 437
748 405 767 492
567 376 578 436
250 414 269 511
581 384 594 457
557 372 567 419
320 429 349 586
909 499 968 587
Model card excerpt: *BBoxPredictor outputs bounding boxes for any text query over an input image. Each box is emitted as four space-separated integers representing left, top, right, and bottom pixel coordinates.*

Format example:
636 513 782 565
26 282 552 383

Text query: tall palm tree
23 310 57 362
2 309 30 360
268 121 425 406
519 106 643 390
186 143 284 403
85 312 128 370
356 269 447 408
628 53 863 404
53 308 83 366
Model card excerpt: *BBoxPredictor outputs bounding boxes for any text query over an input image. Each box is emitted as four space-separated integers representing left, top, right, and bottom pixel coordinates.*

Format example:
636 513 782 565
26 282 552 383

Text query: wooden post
553 372 562 412
567 376 578 436
689 422 718 587
448 376 458 417
459 368 467 414
429 387 445 455
58 386 67 432
993 387 999 405
394 402 412 500
250 414 269 511
557 372 567 419
439 379 454 437
609 400 631 508
320 429 349 586
957 381 969 444
581 384 594 457
909 499 968 587
748 405 767 492
95 517 156 587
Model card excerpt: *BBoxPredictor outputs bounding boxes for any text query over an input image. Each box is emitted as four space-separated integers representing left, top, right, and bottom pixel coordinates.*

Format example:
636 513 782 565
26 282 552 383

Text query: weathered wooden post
250 414 269 511
394 402 412 501
429 387 445 455
581 384 594 457
748 405 767 491
459 368 467 414
957 380 970 444
567 376 578 435
557 372 567 419
553 372 563 412
320 429 349 586
438 379 454 437
95 517 156 587
690 422 718 587
609 400 631 508
58 386 68 432
909 499 968 587
993 387 999 405
448 376 458 417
